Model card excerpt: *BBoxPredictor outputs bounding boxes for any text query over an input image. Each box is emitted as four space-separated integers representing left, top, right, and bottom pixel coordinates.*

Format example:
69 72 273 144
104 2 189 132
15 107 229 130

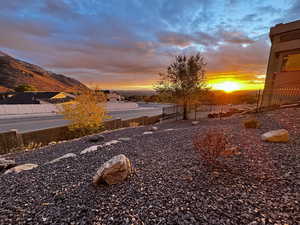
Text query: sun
211 81 242 92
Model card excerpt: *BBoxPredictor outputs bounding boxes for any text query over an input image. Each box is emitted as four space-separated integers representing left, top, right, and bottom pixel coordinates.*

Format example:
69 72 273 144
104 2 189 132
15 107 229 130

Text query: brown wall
262 20 300 106
0 114 162 155
273 71 300 89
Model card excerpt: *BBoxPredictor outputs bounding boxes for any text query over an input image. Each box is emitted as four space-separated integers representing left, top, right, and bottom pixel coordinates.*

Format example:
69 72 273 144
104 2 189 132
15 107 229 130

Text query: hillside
0 51 89 92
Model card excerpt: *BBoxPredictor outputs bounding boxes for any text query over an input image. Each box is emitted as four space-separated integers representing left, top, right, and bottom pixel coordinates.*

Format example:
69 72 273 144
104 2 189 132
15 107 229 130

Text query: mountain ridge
0 51 89 92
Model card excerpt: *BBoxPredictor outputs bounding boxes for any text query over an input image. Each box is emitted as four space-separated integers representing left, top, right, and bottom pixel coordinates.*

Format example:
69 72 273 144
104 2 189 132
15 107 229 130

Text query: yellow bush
129 122 140 127
60 90 109 134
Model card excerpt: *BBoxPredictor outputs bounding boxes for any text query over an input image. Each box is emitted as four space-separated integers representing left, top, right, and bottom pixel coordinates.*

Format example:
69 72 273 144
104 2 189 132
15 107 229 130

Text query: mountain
0 51 89 92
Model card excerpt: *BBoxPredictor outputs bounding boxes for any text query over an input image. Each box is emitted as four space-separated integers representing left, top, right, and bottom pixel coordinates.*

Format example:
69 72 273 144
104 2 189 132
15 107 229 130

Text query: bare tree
155 53 208 119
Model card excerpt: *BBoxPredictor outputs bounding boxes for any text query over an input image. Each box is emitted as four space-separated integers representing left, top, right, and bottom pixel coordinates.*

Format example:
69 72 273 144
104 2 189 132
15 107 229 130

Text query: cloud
157 28 254 48
40 0 79 19
286 0 300 21
204 37 270 81
0 0 290 89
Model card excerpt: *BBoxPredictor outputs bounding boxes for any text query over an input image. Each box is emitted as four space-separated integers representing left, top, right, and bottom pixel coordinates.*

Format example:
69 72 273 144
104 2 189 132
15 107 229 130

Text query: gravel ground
0 107 299 225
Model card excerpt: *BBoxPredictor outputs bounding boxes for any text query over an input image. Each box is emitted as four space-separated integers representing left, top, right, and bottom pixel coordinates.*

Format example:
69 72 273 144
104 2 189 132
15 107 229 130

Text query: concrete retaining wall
0 114 162 155
0 104 57 115
0 102 139 116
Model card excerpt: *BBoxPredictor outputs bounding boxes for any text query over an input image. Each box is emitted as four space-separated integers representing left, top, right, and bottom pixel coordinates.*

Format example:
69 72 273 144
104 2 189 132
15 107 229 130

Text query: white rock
80 140 120 155
118 137 131 142
261 129 289 142
164 128 175 131
143 131 153 135
4 164 38 174
0 158 16 172
192 121 199 125
93 154 132 185
149 126 158 131
80 145 100 155
103 140 120 146
48 153 77 164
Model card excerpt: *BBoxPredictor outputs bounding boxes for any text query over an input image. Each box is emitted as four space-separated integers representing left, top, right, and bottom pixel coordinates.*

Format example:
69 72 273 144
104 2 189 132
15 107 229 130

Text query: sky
0 0 299 90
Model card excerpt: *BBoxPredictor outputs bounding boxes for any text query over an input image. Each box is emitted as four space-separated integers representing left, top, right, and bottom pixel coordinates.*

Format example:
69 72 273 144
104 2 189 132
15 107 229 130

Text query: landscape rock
80 140 121 155
149 126 158 131
0 158 17 173
103 140 120 146
80 145 100 155
261 129 289 142
93 154 132 185
118 137 131 142
89 135 105 143
48 153 77 164
244 118 260 129
164 128 175 131
4 163 38 174
192 121 199 125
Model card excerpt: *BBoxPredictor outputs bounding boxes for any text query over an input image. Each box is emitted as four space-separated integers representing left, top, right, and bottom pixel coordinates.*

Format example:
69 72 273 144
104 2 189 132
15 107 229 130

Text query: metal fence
162 103 256 121
264 88 300 106
162 105 184 120
261 71 300 107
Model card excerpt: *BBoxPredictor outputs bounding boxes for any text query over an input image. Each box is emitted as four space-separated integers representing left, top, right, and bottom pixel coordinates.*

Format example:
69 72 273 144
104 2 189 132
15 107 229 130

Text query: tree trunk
183 103 188 120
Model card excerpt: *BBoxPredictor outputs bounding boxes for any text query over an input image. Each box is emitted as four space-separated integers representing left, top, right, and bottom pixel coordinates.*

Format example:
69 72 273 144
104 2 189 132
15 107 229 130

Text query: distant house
100 90 123 102
0 92 75 104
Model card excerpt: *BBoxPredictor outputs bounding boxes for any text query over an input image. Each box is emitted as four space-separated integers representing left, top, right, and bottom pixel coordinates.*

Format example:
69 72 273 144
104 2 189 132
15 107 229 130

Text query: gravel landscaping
0 107 299 225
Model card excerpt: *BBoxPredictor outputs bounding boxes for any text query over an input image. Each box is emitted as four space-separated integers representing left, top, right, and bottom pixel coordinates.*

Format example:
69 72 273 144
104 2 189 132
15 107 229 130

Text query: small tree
60 90 108 135
14 84 37 92
155 53 208 119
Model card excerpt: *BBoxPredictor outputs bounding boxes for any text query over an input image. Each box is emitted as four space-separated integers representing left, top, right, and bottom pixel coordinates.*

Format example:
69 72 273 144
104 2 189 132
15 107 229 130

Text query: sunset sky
0 0 299 90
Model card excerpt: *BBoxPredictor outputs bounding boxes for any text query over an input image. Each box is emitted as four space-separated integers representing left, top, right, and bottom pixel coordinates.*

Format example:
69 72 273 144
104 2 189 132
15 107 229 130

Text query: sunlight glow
211 81 242 92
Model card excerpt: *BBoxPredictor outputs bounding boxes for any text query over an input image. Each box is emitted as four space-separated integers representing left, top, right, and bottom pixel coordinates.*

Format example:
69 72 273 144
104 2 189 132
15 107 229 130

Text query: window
281 54 300 72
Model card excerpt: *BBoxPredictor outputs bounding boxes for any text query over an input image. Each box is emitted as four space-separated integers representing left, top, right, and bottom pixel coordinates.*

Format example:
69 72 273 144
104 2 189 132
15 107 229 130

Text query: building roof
270 20 300 38
0 92 73 104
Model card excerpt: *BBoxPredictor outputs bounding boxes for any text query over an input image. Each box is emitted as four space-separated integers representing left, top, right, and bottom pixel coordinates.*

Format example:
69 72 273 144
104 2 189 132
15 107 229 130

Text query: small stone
192 121 199 125
261 129 289 142
149 126 158 131
118 137 131 142
80 145 100 155
0 158 16 173
4 163 38 174
48 141 57 145
103 140 120 146
48 153 76 164
89 135 105 143
164 128 175 131
93 154 132 185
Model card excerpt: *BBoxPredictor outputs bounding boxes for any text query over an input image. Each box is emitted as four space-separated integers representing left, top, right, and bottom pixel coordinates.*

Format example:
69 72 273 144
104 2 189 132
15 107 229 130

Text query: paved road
0 104 166 133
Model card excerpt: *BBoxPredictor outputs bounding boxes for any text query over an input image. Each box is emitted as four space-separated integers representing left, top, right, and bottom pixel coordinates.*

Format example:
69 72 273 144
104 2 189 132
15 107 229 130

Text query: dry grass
193 129 230 167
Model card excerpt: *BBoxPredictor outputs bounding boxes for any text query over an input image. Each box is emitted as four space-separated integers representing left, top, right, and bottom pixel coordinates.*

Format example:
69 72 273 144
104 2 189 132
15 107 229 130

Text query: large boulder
93 154 132 185
4 163 38 174
261 129 289 143
0 158 16 173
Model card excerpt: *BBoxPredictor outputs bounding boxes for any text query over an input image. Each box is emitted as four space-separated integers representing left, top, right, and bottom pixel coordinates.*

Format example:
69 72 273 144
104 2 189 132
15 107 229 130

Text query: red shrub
193 129 229 166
